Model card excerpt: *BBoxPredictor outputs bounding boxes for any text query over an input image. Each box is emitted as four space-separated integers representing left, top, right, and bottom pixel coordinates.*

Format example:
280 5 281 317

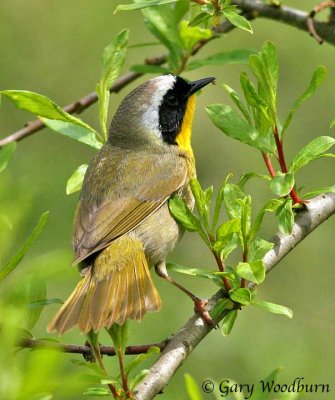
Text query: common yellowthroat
48 74 215 334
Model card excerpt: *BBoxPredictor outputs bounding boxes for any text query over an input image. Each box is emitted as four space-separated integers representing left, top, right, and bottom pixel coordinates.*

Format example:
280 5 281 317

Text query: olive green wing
73 146 188 263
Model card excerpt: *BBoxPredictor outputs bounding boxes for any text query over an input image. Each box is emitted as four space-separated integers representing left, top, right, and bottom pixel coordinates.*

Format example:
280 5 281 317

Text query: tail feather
48 235 161 334
90 278 113 331
47 276 91 334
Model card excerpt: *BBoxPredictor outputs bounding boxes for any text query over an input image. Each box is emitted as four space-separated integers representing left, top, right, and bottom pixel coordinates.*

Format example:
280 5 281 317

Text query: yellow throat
176 94 196 162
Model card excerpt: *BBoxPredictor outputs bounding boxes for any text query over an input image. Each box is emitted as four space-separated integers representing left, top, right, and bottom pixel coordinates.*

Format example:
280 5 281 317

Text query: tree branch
0 71 143 147
134 192 335 400
2 2 335 148
233 0 335 45
0 21 232 148
20 338 167 357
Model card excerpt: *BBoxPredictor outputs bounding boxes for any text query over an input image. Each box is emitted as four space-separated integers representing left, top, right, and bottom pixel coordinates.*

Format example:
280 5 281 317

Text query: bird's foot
193 298 217 328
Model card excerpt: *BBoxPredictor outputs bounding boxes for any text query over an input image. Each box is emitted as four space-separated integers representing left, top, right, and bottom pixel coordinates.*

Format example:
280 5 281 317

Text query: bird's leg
155 262 214 325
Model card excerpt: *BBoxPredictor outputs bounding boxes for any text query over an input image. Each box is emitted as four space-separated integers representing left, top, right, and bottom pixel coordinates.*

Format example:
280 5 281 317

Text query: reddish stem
117 348 133 399
262 152 276 177
108 384 119 399
273 126 288 172
240 248 248 288
212 251 231 291
273 126 303 205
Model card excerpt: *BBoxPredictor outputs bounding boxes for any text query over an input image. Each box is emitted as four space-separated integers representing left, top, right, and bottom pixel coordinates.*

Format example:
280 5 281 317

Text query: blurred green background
0 1 335 399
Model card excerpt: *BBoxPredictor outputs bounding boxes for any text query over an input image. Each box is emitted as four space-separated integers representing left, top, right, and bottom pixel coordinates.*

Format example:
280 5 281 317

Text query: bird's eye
165 94 178 107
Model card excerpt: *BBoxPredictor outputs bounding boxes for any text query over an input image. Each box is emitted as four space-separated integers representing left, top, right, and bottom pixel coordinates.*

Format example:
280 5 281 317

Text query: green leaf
167 263 222 285
19 328 34 340
0 212 49 282
229 288 251 305
276 198 294 235
252 300 293 318
27 298 64 308
223 84 251 123
282 66 327 137
213 234 239 261
302 185 335 199
24 277 47 329
210 298 234 320
212 176 233 230
97 29 129 141
238 171 271 189
239 195 252 245
249 238 274 262
107 322 129 355
260 41 278 95
41 119 102 149
66 164 88 195
204 186 214 205
83 387 111 396
248 41 278 121
223 10 253 33
1 90 95 131
188 12 211 27
70 359 104 376
216 219 240 239
169 195 201 232
141 0 187 71
128 41 160 48
0 214 13 231
184 373 202 400
129 369 149 390
223 183 245 220
270 172 295 196
189 178 211 230
240 72 269 117
187 49 254 71
100 379 118 385
130 64 170 74
289 136 335 173
251 368 282 400
206 104 276 153
0 142 17 173
249 199 281 240
179 20 212 53
126 346 160 374
114 0 179 13
236 261 265 284
221 309 238 336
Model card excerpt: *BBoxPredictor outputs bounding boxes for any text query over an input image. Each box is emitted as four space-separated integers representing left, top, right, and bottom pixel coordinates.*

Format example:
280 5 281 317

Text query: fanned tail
48 236 161 334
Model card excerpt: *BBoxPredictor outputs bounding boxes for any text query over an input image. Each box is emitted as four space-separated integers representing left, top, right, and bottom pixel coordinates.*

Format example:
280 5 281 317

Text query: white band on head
141 74 176 138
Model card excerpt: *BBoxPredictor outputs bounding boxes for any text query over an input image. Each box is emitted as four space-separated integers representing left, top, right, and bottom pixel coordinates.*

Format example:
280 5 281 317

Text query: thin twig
0 20 234 149
233 0 335 46
262 152 276 178
19 338 168 357
0 72 143 147
272 125 302 204
307 1 335 44
3 2 335 148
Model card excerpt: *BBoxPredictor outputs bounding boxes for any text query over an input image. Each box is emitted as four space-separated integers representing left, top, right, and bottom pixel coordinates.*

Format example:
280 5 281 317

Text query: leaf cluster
85 324 160 397
124 0 254 75
169 177 292 336
207 41 335 232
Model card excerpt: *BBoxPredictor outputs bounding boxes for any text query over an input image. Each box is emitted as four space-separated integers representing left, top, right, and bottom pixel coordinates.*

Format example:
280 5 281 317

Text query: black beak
188 77 216 96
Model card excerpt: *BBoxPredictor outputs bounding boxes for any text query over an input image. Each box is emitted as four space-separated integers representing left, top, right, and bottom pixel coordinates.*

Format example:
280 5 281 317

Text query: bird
48 74 215 334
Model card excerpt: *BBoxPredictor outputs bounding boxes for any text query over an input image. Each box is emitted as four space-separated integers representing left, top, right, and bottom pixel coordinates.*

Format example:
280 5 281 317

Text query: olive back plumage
48 74 213 334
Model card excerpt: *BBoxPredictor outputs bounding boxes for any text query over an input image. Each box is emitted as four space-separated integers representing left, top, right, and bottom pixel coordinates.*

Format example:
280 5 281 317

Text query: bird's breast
134 183 194 267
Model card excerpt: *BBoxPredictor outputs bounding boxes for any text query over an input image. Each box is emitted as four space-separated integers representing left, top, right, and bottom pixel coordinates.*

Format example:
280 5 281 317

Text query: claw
194 299 217 327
